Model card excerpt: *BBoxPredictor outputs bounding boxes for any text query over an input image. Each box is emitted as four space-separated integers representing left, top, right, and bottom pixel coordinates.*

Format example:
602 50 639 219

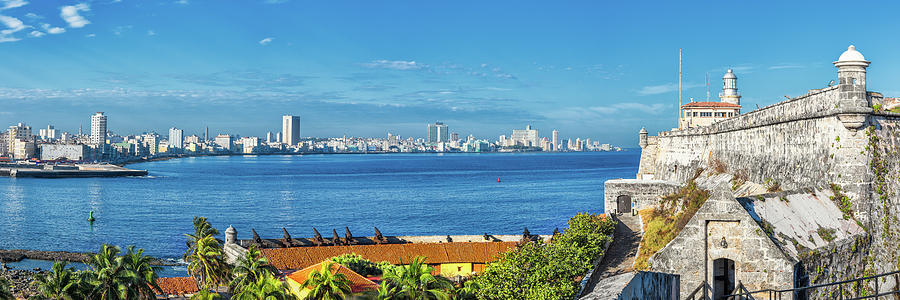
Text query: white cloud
85 33 95 37
0 0 27 10
0 35 18 42
60 3 90 28
23 12 40 19
41 23 65 34
362 60 426 70
0 15 26 36
637 82 703 96
258 37 273 45
768 64 803 70
28 30 42 37
147 29 155 36
174 0 188 4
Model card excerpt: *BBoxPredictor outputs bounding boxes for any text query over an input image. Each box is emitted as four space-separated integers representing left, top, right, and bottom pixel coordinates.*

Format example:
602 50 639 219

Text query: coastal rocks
1 269 44 298
0 249 179 266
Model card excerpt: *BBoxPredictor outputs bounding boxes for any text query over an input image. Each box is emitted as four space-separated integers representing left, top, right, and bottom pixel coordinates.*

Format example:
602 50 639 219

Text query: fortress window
851 78 856 85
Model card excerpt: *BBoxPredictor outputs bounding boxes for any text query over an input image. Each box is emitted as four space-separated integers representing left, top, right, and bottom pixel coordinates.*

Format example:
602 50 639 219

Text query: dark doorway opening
713 258 736 300
616 195 631 215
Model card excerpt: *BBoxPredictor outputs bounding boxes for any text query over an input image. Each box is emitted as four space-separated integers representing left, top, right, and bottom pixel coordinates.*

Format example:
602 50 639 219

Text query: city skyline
3 1 900 146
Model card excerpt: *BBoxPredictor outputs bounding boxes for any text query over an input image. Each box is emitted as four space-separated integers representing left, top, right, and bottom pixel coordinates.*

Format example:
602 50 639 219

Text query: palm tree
363 283 398 300
453 280 478 300
33 261 80 300
82 244 133 300
231 244 278 292
231 271 292 300
186 235 229 290
184 216 220 261
122 246 163 299
381 257 452 300
0 277 13 300
190 289 222 300
300 262 352 300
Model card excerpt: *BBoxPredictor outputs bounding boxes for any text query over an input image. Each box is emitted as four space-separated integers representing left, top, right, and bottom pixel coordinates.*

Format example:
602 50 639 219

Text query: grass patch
817 227 836 242
829 183 854 220
633 180 710 270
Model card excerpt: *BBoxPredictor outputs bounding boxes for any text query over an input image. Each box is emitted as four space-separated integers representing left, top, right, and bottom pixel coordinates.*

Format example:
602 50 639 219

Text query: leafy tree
473 212 615 300
300 262 352 300
231 244 278 292
0 277 13 300
33 261 80 300
185 216 220 261
190 289 222 300
186 235 230 290
231 271 292 300
330 253 382 277
380 257 452 300
453 280 478 300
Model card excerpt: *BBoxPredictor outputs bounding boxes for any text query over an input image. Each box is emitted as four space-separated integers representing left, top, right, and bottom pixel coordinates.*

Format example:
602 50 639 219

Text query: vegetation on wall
634 180 710 270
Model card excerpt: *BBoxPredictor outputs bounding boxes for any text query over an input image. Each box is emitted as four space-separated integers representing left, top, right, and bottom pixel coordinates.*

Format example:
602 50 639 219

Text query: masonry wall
642 86 874 223
864 114 900 292
650 186 795 299
604 179 680 214
616 271 680 300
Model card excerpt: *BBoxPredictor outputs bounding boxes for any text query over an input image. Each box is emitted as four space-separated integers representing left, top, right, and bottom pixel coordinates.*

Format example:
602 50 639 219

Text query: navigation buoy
497 177 501 183
88 210 95 222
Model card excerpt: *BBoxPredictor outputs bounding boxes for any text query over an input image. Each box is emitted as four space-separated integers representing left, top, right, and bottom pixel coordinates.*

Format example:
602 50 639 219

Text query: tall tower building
552 130 559 151
720 69 741 106
168 127 184 150
426 122 447 143
282 115 301 145
90 112 107 150
266 132 273 144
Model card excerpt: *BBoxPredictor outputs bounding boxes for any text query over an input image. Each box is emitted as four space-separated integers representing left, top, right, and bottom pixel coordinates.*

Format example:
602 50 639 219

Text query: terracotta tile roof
262 242 518 270
681 101 741 108
286 261 379 293
155 277 199 296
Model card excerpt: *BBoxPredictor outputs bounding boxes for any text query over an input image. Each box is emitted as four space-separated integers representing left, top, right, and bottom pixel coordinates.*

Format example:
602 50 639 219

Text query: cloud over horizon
60 3 90 28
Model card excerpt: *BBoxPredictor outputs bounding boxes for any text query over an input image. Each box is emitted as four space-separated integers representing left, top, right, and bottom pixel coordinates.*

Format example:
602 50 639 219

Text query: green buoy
88 210 95 222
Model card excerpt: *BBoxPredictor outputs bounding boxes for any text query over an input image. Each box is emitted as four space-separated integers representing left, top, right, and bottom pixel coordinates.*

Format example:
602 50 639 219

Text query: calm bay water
0 151 638 262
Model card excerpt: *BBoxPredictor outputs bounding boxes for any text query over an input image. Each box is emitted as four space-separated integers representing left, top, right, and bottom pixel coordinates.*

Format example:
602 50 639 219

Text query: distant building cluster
0 113 621 164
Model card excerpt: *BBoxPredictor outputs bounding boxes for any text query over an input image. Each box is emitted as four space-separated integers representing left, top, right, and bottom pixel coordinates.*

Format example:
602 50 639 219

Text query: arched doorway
713 258 735 300
616 195 631 215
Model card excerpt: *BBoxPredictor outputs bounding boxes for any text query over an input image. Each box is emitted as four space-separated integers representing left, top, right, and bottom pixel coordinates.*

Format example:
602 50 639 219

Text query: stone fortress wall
603 46 900 296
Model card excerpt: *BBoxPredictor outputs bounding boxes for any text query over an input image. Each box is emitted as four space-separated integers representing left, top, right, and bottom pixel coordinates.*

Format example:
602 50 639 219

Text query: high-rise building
426 122 448 143
90 112 107 150
168 127 184 150
282 115 301 145
450 132 459 142
510 125 539 147
6 123 32 158
551 130 559 151
204 126 209 141
39 125 57 141
143 133 159 156
215 134 233 151
266 132 273 144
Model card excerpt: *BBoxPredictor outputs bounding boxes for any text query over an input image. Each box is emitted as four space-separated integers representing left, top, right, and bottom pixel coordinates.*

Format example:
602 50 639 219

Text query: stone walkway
579 213 643 298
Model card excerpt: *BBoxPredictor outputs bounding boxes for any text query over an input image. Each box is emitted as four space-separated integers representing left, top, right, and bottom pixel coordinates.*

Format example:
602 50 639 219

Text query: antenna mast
706 72 710 101
678 49 683 124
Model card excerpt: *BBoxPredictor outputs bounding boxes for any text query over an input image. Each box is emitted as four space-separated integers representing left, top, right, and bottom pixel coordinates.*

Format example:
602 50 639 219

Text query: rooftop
681 101 741 109
286 261 379 294
154 277 199 296
261 241 519 270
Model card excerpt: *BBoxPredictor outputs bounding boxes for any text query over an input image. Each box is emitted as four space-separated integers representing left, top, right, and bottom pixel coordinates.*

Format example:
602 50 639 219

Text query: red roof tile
287 261 379 293
262 242 518 270
681 101 741 108
155 277 200 296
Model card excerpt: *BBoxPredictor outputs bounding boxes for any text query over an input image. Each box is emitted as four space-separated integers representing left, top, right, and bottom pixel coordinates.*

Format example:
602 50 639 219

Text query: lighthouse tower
720 69 741 106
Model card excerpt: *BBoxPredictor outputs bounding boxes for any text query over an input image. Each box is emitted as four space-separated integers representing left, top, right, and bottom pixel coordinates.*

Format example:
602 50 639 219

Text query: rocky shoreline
0 249 179 266
0 269 44 298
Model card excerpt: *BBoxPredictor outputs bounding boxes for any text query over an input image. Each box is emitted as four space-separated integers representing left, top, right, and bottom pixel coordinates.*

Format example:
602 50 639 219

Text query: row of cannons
225 225 554 249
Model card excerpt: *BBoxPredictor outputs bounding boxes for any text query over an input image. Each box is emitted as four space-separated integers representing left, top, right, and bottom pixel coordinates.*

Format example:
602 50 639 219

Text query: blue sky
1 0 899 146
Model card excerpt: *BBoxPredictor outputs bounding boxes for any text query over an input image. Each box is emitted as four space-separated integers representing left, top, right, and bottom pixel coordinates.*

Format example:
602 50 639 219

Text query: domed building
678 69 742 129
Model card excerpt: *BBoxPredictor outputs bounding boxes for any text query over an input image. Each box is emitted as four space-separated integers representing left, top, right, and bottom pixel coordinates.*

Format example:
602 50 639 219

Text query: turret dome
723 69 737 79
837 45 866 62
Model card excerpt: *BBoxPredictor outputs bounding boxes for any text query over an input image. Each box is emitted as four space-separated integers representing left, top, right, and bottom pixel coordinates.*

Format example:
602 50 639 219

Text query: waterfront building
39 125 56 141
40 144 91 161
215 134 233 152
510 125 539 147
241 136 259 153
184 135 200 144
552 130 559 151
678 69 742 129
90 112 107 152
282 115 301 146
426 122 448 143
12 138 35 159
158 140 169 154
266 131 273 144
143 133 159 156
5 123 32 158
168 127 184 151
450 132 459 142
